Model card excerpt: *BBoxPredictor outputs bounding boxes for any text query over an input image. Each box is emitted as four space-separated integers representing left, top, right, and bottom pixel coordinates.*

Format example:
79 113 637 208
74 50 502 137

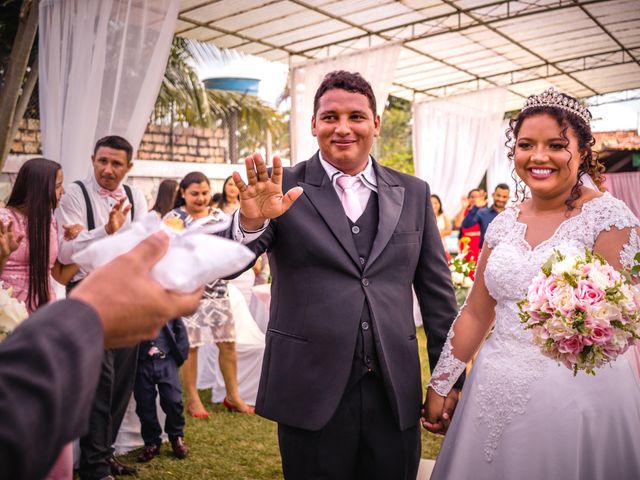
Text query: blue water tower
203 77 261 163
203 77 260 96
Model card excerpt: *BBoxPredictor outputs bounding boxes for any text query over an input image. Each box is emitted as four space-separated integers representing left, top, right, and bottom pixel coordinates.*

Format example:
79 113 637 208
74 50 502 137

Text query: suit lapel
298 155 361 268
367 162 405 269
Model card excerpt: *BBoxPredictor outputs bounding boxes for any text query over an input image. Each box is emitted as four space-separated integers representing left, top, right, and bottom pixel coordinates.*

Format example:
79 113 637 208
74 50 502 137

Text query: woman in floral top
165 171 254 416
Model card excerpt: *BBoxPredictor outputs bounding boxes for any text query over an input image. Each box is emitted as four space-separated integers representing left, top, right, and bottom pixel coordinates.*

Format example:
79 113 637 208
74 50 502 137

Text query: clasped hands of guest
421 387 461 435
232 153 304 231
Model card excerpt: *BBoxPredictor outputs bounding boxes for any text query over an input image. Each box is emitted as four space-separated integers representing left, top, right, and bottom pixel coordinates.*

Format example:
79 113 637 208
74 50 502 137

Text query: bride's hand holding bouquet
518 248 640 375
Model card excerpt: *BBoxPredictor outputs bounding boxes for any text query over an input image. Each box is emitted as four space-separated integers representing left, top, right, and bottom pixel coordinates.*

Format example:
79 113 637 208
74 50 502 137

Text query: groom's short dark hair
313 71 377 116
93 135 133 163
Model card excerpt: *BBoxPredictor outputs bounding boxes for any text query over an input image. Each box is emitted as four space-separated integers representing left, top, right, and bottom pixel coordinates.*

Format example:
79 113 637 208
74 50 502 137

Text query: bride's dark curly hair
505 92 605 211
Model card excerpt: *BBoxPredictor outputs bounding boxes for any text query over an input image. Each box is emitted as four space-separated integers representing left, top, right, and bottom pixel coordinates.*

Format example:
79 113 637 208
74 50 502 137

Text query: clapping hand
0 219 23 264
421 387 460 435
105 197 132 235
232 153 303 231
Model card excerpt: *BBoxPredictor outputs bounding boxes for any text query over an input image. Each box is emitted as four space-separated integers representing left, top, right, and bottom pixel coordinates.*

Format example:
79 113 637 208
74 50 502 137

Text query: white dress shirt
318 152 378 215
55 174 147 281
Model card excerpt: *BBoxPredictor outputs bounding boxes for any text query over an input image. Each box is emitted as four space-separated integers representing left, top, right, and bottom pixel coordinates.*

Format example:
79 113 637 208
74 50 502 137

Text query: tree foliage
376 96 414 175
153 37 288 159
0 0 39 170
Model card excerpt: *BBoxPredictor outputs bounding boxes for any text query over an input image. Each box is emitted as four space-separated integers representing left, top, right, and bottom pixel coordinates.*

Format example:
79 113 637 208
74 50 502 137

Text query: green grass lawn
118 329 443 479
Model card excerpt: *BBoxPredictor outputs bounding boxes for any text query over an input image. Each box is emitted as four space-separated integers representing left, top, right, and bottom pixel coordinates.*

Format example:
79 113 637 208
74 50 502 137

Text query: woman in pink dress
0 158 82 480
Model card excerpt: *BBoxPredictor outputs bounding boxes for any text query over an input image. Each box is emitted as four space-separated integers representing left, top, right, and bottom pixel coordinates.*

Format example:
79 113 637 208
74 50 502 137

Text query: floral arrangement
0 281 28 342
633 252 640 276
518 248 640 375
450 237 476 306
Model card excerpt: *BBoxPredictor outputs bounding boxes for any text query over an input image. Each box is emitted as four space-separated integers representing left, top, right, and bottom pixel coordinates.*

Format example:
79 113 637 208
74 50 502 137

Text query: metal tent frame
176 0 640 109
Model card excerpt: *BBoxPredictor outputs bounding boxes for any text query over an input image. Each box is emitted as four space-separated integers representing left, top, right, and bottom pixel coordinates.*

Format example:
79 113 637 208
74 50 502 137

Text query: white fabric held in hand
72 213 255 293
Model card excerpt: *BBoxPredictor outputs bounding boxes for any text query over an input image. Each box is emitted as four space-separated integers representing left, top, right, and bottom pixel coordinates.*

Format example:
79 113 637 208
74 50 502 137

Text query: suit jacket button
351 225 360 234
361 278 369 286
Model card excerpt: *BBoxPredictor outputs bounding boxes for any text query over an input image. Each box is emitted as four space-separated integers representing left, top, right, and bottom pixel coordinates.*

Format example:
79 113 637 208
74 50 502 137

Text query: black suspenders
73 181 135 230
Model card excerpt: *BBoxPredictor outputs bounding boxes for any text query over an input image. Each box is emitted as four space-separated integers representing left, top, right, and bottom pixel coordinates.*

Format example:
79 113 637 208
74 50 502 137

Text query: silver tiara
521 87 591 125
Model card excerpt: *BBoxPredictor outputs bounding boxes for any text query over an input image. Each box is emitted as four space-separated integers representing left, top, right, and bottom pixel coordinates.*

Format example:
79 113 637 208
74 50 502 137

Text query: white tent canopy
174 1 640 200
33 1 640 198
175 0 640 111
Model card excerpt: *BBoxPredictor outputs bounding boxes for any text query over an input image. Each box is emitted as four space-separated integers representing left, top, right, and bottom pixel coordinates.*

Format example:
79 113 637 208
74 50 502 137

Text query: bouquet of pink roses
518 248 640 375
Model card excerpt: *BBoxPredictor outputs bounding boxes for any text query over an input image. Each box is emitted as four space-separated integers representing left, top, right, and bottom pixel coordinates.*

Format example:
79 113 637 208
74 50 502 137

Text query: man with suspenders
56 135 147 480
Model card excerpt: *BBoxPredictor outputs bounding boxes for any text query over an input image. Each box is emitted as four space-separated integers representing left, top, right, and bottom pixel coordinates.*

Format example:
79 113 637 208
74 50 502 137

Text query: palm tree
154 37 288 162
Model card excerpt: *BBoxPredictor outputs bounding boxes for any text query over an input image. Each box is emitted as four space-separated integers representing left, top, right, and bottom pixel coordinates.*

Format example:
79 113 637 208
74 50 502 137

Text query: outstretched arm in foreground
0 233 201 480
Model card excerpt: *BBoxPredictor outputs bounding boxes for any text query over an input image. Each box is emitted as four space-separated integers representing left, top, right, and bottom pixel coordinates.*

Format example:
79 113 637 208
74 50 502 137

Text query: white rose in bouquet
0 282 29 341
451 271 464 286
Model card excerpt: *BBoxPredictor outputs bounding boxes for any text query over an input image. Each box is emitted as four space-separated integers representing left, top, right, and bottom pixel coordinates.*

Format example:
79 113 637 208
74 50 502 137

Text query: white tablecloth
113 397 167 454
249 284 271 333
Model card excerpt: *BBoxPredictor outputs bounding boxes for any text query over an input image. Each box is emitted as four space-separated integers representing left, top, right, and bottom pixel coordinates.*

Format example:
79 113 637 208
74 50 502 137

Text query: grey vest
347 192 382 385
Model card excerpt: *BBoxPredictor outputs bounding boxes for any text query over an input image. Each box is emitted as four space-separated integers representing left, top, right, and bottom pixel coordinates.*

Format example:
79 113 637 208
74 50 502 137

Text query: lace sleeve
586 193 639 234
427 243 497 396
427 313 467 396
621 228 640 274
588 194 640 274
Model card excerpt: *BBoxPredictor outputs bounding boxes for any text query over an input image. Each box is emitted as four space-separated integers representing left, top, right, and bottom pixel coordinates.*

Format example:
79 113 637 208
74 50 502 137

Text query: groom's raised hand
233 153 303 231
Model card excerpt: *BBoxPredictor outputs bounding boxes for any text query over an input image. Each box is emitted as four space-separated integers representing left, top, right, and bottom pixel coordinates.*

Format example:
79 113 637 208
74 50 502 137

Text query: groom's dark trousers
243 154 460 479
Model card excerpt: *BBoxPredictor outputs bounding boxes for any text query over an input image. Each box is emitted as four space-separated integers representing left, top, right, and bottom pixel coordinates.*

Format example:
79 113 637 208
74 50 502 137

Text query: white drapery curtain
486 119 521 197
39 0 179 182
289 43 402 164
413 88 508 216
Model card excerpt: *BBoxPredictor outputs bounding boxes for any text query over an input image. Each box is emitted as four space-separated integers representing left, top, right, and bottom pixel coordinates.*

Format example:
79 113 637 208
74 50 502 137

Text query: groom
233 71 461 479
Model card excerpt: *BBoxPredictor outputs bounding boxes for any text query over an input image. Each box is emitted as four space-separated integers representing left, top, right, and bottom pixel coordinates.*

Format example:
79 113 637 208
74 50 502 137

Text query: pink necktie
97 187 125 200
336 175 363 222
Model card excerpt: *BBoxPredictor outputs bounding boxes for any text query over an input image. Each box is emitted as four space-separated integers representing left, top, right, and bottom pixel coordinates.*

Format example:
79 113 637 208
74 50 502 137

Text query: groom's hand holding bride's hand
421 387 460 435
233 153 303 231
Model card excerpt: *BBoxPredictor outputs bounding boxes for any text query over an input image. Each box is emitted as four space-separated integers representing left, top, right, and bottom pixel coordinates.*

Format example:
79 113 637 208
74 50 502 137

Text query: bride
424 88 640 479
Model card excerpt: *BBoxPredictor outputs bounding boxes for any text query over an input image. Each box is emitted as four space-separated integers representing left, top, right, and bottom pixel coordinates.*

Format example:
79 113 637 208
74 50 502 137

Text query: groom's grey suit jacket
248 153 458 431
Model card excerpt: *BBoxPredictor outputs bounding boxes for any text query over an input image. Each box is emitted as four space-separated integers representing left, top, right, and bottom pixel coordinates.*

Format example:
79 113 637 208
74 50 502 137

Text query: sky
590 98 640 132
191 47 289 107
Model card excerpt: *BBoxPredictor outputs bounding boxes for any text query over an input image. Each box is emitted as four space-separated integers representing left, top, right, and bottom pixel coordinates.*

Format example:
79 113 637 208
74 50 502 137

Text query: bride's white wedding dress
430 193 640 480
